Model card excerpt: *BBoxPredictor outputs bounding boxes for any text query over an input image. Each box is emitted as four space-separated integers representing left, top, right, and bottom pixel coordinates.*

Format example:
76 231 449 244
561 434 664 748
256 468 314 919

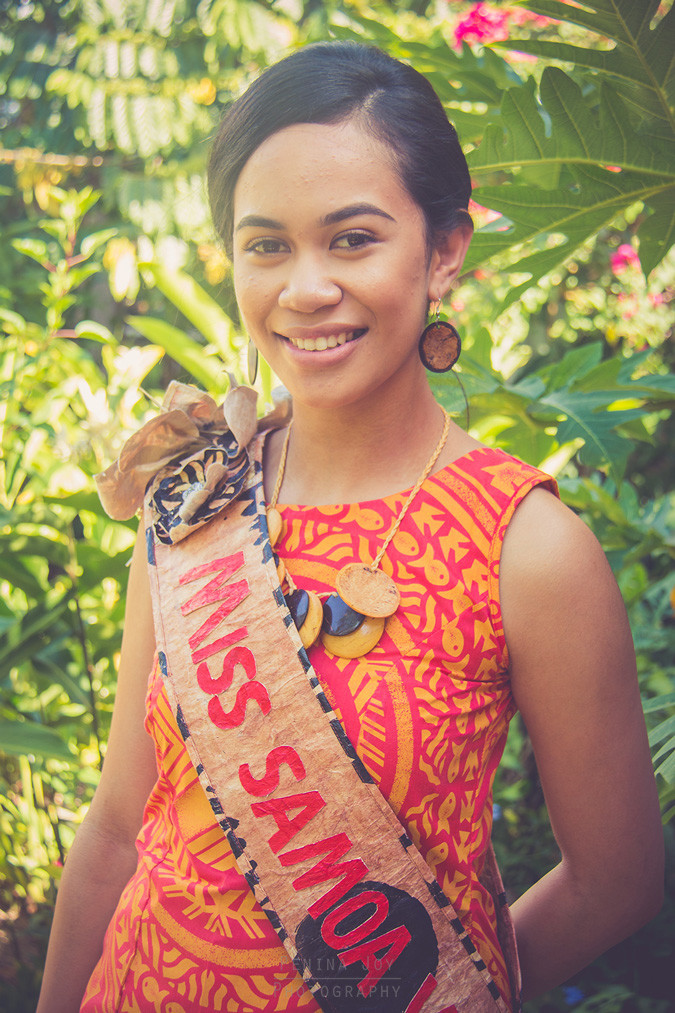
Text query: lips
282 329 366 351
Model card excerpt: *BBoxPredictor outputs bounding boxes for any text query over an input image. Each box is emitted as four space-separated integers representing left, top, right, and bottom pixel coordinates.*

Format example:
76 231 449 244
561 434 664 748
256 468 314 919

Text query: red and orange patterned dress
81 445 556 1013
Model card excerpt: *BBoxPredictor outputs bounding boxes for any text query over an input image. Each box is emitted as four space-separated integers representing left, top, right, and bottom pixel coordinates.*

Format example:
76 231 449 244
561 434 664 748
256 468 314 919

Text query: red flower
453 2 550 49
610 244 641 275
454 3 510 47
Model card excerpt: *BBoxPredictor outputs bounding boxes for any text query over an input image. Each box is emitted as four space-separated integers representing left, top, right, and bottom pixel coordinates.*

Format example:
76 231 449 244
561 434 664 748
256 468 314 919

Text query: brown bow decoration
96 379 290 546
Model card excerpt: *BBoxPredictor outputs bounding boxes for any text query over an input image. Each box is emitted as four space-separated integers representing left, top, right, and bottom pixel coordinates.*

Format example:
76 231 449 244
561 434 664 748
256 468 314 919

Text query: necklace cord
270 420 293 509
371 408 450 568
269 407 451 571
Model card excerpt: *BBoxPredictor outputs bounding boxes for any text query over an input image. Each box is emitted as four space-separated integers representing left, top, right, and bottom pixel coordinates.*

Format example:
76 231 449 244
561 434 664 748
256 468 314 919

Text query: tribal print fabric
81 445 555 1012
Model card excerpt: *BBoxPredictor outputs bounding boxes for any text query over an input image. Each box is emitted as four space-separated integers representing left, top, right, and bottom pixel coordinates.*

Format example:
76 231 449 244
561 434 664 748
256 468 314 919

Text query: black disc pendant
286 588 310 628
321 594 365 636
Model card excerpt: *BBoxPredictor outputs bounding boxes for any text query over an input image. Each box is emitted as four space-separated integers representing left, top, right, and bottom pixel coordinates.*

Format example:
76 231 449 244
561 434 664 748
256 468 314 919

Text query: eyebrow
322 203 396 226
235 203 396 232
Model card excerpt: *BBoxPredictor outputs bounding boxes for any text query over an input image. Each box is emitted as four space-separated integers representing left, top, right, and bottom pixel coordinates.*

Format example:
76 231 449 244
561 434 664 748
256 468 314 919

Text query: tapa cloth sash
144 451 513 1013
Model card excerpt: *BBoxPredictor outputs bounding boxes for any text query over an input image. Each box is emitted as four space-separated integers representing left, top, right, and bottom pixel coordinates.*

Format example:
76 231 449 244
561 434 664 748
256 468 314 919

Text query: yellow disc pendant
336 564 400 619
321 615 386 659
267 506 283 547
299 590 323 650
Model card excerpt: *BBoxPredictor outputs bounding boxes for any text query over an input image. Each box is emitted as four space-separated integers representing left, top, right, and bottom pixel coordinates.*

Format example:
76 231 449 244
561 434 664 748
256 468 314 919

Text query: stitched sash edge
144 452 512 1013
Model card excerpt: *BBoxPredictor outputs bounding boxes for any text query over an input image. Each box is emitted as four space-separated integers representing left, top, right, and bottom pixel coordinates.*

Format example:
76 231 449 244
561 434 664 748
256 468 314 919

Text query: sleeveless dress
81 445 556 1013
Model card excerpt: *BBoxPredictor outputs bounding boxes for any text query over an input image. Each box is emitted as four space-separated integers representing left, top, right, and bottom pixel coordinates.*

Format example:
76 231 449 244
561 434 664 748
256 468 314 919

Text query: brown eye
246 238 286 255
332 230 375 250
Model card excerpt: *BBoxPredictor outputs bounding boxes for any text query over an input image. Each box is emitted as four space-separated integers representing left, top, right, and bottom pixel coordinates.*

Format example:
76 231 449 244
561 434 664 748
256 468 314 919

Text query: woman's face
232 117 462 412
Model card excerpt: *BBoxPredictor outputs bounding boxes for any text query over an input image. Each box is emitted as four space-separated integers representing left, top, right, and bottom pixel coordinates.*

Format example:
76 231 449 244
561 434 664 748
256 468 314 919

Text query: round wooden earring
419 320 461 373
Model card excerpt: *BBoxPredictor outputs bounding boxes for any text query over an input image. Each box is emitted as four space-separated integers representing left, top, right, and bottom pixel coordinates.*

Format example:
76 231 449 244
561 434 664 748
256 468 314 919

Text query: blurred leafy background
1 0 674 1009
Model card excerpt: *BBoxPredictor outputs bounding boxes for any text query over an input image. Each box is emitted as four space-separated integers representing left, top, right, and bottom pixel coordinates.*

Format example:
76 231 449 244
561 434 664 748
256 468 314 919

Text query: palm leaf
501 0 675 134
468 69 675 289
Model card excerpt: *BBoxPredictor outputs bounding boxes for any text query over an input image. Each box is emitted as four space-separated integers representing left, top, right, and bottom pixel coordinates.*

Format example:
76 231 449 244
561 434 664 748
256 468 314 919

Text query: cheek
233 269 270 319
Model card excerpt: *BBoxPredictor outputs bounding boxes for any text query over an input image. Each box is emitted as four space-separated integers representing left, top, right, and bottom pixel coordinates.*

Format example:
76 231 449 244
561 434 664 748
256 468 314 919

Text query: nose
278 253 342 313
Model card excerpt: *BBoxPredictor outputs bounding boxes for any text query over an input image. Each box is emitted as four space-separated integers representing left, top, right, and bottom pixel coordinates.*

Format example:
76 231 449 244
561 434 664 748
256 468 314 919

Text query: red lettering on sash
208 681 271 729
239 746 306 797
404 973 458 1013
339 925 411 997
179 551 245 604
188 580 249 651
191 628 248 664
197 646 256 695
251 791 326 853
403 973 439 1013
279 833 367 918
321 890 388 949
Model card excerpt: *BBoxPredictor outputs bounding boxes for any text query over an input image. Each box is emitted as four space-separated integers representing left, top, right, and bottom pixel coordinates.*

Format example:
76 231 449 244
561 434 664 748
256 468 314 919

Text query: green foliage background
0 1 673 1009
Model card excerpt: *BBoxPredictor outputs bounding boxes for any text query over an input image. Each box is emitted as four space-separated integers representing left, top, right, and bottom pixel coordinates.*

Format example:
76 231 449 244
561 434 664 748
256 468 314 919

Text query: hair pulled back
207 41 472 256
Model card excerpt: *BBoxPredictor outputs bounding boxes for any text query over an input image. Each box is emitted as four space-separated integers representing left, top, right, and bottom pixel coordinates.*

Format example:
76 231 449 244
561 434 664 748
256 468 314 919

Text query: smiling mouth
284 329 366 351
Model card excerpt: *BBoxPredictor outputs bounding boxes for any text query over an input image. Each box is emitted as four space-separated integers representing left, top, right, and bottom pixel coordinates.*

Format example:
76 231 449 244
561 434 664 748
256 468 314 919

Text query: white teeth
288 330 359 351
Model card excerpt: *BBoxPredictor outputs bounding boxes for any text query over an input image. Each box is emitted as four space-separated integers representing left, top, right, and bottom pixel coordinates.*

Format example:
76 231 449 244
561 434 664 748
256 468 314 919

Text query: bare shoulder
499 484 633 694
498 485 662 912
501 484 610 592
500 483 620 611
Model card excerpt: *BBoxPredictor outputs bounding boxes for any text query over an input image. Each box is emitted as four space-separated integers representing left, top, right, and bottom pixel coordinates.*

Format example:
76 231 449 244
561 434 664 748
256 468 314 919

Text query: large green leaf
0 718 73 761
470 73 673 180
468 69 675 290
0 594 74 671
139 262 241 371
440 343 675 481
126 315 226 392
533 391 641 478
503 0 675 135
456 0 675 297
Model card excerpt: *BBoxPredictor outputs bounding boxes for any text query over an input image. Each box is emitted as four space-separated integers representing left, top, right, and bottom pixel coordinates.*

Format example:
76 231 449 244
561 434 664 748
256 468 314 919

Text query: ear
427 224 473 302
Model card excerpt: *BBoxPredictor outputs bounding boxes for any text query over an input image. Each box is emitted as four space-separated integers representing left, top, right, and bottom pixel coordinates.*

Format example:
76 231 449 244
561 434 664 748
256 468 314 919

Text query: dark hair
207 41 472 257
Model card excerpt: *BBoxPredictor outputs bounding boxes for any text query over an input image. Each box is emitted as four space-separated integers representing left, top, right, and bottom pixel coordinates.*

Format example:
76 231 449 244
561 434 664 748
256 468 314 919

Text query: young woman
38 42 663 1013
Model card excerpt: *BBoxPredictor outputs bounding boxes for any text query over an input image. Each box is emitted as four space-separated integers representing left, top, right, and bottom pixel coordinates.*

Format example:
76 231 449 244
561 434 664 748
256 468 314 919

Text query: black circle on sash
295 880 439 1012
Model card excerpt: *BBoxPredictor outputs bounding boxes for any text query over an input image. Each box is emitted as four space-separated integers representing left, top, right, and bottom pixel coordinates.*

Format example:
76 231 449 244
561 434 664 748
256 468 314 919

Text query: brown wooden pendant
336 563 400 619
269 406 451 661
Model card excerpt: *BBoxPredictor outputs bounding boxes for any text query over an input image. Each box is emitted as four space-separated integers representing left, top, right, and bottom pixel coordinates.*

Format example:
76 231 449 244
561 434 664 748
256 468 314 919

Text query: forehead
233 119 418 223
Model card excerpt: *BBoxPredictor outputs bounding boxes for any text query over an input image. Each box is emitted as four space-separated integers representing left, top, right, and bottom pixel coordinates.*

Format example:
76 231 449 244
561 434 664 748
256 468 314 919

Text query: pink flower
453 2 550 50
611 244 641 275
454 3 510 47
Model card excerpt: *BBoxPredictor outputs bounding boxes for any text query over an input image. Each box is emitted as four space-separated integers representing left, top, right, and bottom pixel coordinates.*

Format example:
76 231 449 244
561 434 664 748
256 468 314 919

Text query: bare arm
37 527 159 1013
500 489 663 1001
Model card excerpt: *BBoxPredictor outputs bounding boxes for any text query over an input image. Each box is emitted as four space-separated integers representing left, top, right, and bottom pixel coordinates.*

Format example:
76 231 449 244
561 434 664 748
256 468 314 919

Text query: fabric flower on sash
96 378 289 545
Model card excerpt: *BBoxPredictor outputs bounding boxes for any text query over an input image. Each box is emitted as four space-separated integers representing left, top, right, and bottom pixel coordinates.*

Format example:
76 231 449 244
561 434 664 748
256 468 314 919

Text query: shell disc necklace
266 407 451 659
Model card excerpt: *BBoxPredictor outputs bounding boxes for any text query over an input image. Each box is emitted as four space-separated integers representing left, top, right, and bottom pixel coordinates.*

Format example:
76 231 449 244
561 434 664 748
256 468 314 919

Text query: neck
272 381 448 506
